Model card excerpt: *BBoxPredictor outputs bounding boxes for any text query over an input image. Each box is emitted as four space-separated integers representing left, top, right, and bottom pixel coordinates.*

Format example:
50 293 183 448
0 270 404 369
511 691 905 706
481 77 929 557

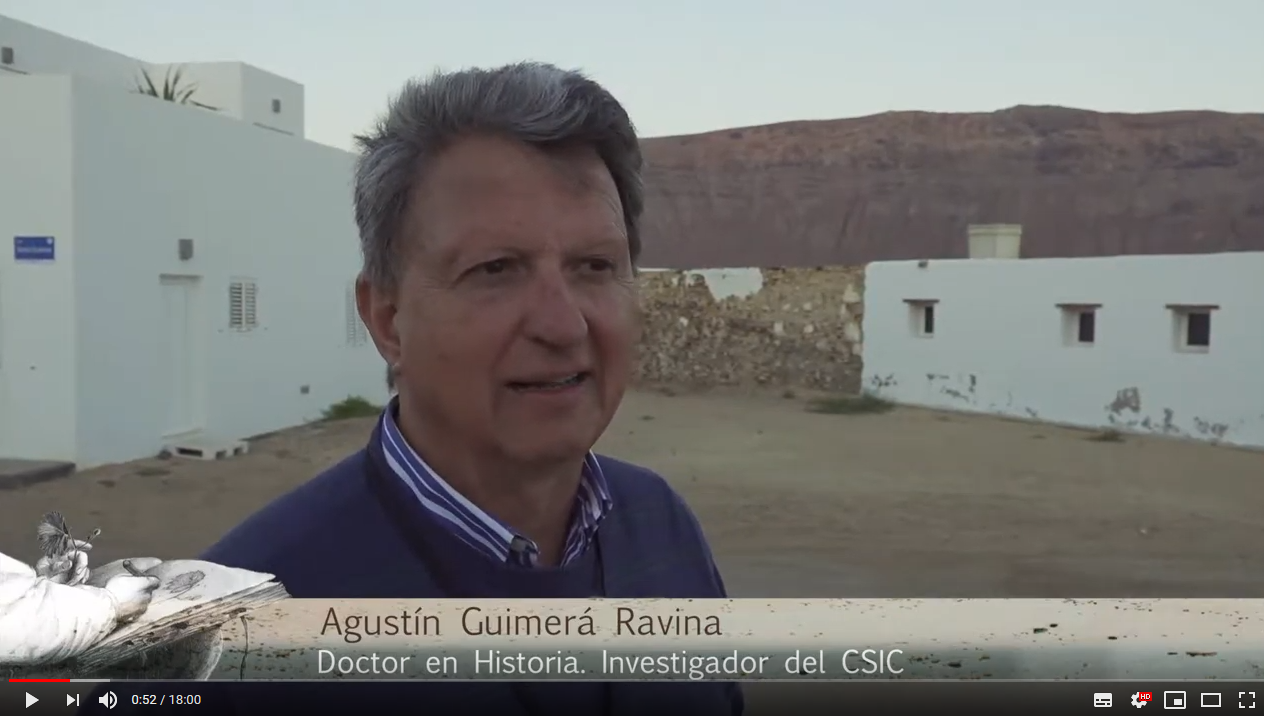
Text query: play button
25 693 37 708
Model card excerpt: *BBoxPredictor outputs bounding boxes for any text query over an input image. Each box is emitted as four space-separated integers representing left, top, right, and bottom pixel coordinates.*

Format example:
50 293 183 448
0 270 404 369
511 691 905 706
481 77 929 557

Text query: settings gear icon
1131 692 1149 708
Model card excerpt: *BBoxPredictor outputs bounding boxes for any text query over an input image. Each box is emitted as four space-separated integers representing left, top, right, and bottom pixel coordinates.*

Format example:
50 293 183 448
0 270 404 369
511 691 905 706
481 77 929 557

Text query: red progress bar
9 679 71 682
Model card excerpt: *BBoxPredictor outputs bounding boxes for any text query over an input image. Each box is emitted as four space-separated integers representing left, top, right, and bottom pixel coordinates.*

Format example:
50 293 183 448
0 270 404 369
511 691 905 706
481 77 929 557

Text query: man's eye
583 259 615 273
478 259 512 275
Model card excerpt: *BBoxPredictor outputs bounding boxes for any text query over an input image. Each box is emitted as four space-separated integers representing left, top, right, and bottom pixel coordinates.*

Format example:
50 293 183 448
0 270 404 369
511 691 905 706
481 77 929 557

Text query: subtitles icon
1094 693 1114 707
1163 691 1186 710
1133 692 1153 708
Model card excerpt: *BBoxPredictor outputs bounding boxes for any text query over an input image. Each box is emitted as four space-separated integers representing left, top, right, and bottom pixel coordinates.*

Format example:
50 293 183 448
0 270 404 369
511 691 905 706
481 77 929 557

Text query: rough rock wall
634 266 864 393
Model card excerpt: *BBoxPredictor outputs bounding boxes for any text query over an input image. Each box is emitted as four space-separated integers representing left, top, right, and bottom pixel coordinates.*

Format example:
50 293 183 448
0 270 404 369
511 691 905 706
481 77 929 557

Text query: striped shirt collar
377 398 613 567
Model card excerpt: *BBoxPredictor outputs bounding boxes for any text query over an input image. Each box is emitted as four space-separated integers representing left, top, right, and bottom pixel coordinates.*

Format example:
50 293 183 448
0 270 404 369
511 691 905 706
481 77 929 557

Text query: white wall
0 76 79 462
239 63 305 137
0 15 139 89
862 253 1264 449
0 74 386 467
0 15 306 138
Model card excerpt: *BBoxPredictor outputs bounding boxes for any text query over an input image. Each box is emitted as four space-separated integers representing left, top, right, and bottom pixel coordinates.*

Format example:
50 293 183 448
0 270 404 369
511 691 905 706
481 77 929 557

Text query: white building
0 15 304 137
0 16 387 469
862 248 1264 450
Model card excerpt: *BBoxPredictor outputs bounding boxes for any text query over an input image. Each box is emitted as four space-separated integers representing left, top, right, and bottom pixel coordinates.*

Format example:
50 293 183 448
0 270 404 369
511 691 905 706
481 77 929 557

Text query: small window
1058 303 1100 346
1077 311 1095 343
1186 312 1210 346
345 282 368 347
1 47 14 66
904 299 938 338
1168 304 1217 353
228 279 258 331
271 98 282 114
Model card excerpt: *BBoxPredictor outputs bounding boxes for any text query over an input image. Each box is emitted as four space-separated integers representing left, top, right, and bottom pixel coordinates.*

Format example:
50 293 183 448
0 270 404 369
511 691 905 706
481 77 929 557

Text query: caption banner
207 598 1264 681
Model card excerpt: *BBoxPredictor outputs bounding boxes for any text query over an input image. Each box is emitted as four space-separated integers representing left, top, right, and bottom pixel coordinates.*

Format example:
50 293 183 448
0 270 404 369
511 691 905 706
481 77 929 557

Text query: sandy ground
1 389 1261 597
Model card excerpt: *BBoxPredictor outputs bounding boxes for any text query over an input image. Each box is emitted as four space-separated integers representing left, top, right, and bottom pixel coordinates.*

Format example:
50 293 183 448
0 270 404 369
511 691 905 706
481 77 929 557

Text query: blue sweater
84 422 742 716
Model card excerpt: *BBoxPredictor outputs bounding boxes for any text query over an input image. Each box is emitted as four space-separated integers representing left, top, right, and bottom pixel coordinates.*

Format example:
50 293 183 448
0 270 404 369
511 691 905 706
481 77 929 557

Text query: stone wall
634 266 865 393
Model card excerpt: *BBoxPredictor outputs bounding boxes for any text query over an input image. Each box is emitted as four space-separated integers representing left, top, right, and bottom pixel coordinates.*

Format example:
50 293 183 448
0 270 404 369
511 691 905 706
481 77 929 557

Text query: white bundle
0 513 160 666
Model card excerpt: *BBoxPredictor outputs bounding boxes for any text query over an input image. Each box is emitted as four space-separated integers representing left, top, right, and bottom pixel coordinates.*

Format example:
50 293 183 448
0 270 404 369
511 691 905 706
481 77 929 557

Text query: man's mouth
507 372 590 392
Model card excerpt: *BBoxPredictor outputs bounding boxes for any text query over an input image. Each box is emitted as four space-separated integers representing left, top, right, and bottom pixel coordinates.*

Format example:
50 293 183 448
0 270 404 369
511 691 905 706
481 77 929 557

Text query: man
198 62 742 716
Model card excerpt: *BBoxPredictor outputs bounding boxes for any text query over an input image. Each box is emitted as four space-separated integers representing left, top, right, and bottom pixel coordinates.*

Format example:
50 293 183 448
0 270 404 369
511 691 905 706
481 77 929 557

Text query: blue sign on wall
14 236 55 262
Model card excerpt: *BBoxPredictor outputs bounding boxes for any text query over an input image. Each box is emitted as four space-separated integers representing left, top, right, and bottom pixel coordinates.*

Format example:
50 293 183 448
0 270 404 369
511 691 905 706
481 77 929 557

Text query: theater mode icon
1094 693 1113 707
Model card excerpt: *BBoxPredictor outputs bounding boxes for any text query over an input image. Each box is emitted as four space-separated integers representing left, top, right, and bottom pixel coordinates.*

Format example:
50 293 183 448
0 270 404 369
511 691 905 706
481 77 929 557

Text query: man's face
367 135 639 466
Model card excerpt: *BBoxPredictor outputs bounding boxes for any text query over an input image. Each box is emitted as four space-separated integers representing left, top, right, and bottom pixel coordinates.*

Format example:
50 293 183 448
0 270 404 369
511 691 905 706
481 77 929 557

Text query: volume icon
98 691 118 710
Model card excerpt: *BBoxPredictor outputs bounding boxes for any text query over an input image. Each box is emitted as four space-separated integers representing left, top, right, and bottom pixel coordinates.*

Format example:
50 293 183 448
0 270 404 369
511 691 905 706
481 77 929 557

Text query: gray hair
353 62 645 289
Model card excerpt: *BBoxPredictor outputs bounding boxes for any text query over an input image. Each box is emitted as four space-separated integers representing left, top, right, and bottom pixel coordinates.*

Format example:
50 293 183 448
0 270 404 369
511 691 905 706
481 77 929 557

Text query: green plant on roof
134 65 218 111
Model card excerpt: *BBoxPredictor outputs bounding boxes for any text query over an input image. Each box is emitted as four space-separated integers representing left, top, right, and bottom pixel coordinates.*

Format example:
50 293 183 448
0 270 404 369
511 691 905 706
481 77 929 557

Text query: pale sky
4 0 1262 151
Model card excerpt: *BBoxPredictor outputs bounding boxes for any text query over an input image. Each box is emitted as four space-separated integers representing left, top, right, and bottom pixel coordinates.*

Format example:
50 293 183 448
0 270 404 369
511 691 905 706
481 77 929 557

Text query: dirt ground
1 389 1261 597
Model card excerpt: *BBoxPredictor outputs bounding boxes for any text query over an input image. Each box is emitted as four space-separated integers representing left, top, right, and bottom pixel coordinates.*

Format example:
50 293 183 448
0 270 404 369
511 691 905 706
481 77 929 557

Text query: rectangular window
228 279 258 331
904 299 938 338
1057 303 1101 347
1168 304 1217 353
1077 311 1095 343
1185 312 1210 347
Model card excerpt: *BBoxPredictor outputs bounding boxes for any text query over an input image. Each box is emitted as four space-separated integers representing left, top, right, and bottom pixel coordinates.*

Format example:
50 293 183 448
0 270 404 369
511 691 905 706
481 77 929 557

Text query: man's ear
356 273 401 368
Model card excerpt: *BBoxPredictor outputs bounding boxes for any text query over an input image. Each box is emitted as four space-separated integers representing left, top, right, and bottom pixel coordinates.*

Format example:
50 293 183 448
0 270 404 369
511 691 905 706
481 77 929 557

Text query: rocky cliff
638 105 1264 269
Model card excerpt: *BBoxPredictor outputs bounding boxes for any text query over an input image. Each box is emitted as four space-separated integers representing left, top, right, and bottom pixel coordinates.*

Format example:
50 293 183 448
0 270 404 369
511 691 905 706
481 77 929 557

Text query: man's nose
522 268 589 348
